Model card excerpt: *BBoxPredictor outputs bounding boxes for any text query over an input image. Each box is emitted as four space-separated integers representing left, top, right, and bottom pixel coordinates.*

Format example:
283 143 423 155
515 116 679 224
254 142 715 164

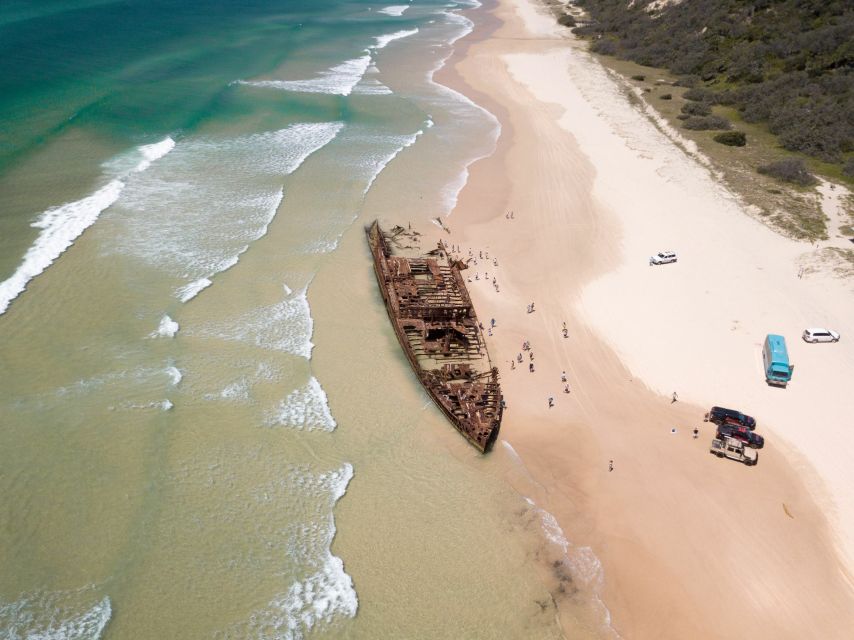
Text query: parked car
649 251 677 265
716 424 764 449
802 328 840 343
706 406 756 430
763 333 793 387
710 436 758 466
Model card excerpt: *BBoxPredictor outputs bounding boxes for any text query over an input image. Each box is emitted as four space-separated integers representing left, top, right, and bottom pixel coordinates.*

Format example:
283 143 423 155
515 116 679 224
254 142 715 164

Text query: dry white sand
433 0 854 636
503 1 854 574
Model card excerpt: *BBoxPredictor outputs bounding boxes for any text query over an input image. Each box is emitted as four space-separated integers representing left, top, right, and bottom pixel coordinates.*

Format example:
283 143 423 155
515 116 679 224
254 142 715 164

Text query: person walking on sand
672 391 678 403
517 353 523 363
608 460 614 472
510 360 516 370
562 328 568 338
561 371 567 383
548 397 554 408
692 427 699 439
490 318 496 328
529 363 534 373
564 384 570 394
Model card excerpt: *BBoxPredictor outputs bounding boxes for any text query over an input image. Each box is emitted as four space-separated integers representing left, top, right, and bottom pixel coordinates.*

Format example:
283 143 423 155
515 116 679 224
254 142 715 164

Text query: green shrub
631 74 645 81
660 93 672 100
683 115 731 130
714 131 747 146
557 14 576 28
681 101 711 116
683 87 715 103
757 159 818 186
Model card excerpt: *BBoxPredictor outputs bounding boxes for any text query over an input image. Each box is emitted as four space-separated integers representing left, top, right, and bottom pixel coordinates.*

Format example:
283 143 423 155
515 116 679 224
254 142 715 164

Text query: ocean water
0 1 611 638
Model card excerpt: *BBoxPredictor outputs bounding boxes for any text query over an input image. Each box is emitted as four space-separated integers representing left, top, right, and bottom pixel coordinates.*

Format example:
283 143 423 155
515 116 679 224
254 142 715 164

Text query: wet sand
429 0 854 637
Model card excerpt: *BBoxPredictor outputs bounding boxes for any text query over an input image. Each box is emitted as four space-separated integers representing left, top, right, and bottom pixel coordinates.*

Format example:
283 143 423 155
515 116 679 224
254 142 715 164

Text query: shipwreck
366 220 503 452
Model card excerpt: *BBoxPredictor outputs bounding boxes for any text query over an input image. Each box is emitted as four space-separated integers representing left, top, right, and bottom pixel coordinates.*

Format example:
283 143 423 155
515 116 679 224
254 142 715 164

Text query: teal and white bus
763 334 793 387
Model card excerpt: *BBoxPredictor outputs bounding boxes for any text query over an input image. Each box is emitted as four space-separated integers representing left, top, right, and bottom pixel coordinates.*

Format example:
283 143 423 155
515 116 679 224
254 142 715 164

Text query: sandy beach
434 0 854 636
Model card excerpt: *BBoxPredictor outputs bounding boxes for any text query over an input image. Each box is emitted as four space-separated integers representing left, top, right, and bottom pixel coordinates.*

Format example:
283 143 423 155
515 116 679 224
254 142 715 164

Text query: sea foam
267 377 337 431
153 314 179 338
165 366 183 386
0 137 175 316
0 588 111 640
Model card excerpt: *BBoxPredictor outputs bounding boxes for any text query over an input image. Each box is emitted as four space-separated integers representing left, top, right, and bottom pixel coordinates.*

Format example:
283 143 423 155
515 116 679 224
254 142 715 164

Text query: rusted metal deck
367 220 502 452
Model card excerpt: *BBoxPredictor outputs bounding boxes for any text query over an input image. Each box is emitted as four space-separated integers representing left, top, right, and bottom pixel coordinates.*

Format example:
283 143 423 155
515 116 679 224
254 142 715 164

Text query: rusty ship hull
366 220 502 452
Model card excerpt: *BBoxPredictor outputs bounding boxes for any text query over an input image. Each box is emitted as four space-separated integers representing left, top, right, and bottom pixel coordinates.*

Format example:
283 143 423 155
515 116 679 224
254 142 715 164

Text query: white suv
802 328 840 343
649 251 677 265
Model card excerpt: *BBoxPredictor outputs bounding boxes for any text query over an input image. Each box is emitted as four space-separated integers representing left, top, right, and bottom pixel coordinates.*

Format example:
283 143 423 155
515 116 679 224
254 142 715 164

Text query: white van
802 328 840 343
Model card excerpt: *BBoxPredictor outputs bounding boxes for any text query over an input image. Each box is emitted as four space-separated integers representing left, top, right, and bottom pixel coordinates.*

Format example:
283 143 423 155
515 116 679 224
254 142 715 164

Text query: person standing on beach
548 397 554 408
561 371 567 383
672 392 678 403
608 460 614 472
529 363 534 373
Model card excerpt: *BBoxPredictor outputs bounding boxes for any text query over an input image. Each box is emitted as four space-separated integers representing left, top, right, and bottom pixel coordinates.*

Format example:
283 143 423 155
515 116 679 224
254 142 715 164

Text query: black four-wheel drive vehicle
706 406 756 430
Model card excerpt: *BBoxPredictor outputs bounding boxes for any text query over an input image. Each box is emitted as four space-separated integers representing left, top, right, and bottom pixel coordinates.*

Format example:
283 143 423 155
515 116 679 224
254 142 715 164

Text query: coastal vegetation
757 158 818 186
714 130 746 146
572 0 853 174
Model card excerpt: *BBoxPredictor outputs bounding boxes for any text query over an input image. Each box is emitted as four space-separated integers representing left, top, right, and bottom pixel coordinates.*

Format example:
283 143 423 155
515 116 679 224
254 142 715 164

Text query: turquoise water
0 1 604 638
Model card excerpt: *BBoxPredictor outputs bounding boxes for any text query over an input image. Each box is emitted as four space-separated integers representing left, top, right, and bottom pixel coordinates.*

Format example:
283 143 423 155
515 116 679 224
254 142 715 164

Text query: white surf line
239 55 373 97
238 28 418 98
427 7 501 216
0 137 175 316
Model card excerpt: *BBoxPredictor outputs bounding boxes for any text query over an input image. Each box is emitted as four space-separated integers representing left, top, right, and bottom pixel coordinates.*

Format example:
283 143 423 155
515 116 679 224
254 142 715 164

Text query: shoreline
434 0 854 636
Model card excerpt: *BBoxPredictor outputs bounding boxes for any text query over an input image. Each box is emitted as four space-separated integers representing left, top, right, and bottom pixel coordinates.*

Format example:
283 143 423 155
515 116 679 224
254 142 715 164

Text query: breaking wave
372 28 419 50
189 284 314 358
239 28 417 99
176 277 212 303
378 5 409 16
107 122 341 302
218 464 357 640
0 137 174 316
153 314 179 338
240 56 372 97
267 377 337 431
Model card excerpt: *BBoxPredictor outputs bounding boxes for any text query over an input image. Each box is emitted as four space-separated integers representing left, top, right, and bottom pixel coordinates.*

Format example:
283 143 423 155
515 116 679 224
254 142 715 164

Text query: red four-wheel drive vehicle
716 423 764 449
